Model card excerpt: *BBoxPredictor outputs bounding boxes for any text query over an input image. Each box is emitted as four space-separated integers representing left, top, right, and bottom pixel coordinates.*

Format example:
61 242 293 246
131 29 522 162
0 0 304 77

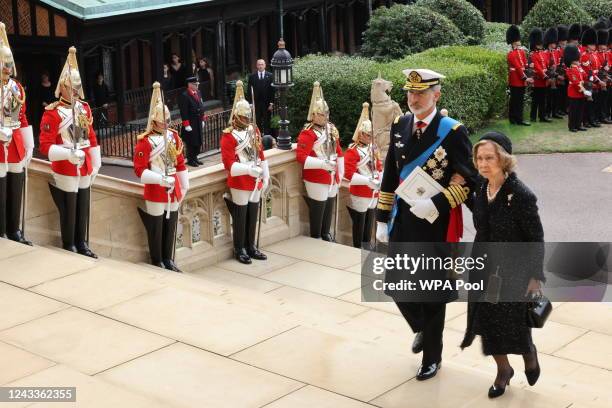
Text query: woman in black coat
460 132 545 399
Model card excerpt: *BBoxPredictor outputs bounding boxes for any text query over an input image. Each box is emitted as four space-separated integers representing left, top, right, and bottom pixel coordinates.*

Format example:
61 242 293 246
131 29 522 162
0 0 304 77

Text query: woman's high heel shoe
525 346 541 386
488 368 514 399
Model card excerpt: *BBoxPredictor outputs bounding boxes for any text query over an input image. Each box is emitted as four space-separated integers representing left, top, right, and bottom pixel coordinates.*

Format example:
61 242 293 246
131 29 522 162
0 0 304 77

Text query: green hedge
415 0 486 45
361 4 465 61
289 46 506 146
521 0 592 39
575 0 612 19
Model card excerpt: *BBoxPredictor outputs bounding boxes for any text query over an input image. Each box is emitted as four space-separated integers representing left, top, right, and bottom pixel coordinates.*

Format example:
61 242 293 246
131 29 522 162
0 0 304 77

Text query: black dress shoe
591 122 601 128
519 121 531 126
196 159 204 165
321 233 335 242
416 362 441 381
76 243 98 259
7 230 32 246
552 114 563 119
412 332 423 354
235 248 252 264
163 259 182 273
525 346 541 386
540 118 553 123
569 128 578 132
488 368 514 399
578 127 588 131
584 123 592 128
187 160 200 167
247 247 267 261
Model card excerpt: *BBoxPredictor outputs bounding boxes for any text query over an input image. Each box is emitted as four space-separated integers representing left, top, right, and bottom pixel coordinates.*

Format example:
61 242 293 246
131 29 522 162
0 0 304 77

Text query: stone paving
1 236 612 407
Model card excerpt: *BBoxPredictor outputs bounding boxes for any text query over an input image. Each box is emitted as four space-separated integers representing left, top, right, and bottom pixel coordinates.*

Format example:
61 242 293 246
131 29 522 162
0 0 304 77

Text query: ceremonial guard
296 82 344 242
565 45 588 132
607 29 612 121
343 102 382 248
0 22 33 244
133 82 189 272
580 28 601 128
39 47 101 257
220 80 269 264
529 28 551 123
568 23 582 48
506 25 531 126
556 25 569 116
544 27 563 119
596 28 611 124
375 69 478 381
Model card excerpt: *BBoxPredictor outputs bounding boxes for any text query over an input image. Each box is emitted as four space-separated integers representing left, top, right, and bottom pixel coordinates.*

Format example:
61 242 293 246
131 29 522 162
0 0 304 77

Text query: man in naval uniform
296 81 344 241
220 80 269 264
133 82 189 272
343 102 382 249
375 69 478 381
39 47 101 258
0 22 34 245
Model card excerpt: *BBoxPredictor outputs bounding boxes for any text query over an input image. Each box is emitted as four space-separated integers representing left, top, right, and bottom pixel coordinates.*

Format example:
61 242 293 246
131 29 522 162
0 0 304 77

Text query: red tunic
0 79 27 164
566 65 587 99
531 50 548 88
296 126 344 185
581 51 601 90
39 100 98 176
343 145 382 198
133 129 187 203
507 48 527 87
220 127 265 191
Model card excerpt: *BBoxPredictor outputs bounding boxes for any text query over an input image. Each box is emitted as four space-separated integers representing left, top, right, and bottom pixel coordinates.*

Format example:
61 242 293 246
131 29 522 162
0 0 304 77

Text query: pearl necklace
486 174 508 202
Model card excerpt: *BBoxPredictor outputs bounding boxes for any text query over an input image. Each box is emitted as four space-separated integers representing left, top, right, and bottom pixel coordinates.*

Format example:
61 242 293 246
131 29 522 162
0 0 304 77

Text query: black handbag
527 294 552 328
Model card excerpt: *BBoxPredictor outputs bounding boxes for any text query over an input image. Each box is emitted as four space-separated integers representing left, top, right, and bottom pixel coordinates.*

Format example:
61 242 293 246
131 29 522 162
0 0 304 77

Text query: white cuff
21 126 34 150
230 162 251 177
304 156 326 170
177 170 189 195
48 145 72 161
89 146 101 171
141 169 163 185
261 160 270 180
337 157 344 179
350 173 370 186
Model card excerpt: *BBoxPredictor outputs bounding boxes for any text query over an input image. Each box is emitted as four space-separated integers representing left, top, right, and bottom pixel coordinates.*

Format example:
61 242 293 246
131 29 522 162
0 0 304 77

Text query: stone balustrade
24 146 358 272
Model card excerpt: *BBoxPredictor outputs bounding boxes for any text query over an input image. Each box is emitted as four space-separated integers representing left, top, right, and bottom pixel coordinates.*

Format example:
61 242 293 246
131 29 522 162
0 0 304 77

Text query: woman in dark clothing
160 64 173 92
169 54 187 90
460 131 545 399
196 58 211 99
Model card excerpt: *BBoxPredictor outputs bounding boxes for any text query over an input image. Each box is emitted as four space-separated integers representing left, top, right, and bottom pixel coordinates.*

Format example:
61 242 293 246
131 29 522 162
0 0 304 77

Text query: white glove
322 159 336 172
21 126 34 164
337 157 344 181
184 125 193 132
367 178 381 190
201 121 206 128
248 165 263 178
584 90 593 97
406 198 438 220
376 222 389 243
0 127 13 142
261 160 270 192
160 175 175 188
177 170 189 201
68 149 85 166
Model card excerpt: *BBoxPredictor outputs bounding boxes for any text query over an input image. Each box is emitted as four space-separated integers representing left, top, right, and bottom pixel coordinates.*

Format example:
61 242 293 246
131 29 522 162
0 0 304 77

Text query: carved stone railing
24 147 357 271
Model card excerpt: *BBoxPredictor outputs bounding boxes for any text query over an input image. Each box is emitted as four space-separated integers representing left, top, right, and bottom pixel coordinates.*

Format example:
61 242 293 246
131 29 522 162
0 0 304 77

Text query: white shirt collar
412 107 437 133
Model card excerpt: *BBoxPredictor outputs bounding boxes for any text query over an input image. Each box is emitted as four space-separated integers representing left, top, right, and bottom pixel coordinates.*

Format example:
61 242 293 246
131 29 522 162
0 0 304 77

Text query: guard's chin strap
233 116 250 130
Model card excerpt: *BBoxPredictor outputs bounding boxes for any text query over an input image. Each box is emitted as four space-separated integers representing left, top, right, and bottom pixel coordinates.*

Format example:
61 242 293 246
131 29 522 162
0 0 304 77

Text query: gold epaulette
222 126 234 134
452 123 462 131
377 191 395 212
443 185 470 209
393 115 402 124
45 101 61 110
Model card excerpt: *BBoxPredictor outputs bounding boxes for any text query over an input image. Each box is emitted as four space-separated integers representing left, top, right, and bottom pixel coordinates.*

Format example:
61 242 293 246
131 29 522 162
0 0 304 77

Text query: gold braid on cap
55 47 84 99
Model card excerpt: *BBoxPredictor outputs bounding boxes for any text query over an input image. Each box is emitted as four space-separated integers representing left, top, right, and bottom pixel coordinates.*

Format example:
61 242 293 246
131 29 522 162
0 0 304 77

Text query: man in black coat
247 59 274 135
179 76 206 167
375 69 478 381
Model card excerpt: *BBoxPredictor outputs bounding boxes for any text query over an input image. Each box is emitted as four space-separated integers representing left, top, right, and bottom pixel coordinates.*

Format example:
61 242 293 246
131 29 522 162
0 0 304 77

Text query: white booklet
394 166 444 223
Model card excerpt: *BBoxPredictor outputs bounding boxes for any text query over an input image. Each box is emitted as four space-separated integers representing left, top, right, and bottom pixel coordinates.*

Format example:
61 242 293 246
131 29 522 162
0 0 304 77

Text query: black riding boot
0 176 6 238
224 197 250 264
246 201 266 260
363 208 376 249
347 206 366 248
321 196 336 242
137 207 165 269
304 196 326 239
6 172 31 245
75 188 97 258
162 210 181 272
49 183 78 253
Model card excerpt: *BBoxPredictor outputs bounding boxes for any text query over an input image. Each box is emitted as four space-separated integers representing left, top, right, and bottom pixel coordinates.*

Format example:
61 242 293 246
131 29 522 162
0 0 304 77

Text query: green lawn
471 117 612 154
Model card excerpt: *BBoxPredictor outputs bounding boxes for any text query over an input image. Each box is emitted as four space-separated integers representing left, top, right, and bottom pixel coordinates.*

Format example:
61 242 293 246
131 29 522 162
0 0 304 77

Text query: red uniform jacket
507 48 527 87
133 129 187 203
566 65 587 99
581 51 601 90
343 144 382 198
296 126 344 185
39 100 98 176
0 79 27 164
220 127 265 191
531 50 549 88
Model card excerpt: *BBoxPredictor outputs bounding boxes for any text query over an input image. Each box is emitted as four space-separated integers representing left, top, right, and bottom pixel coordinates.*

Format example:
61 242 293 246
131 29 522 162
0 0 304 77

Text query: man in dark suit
375 69 478 381
179 77 206 167
247 59 274 135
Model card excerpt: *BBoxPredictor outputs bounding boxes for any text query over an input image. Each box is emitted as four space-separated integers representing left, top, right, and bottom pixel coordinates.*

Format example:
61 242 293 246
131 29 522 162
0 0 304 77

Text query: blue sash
387 116 459 235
